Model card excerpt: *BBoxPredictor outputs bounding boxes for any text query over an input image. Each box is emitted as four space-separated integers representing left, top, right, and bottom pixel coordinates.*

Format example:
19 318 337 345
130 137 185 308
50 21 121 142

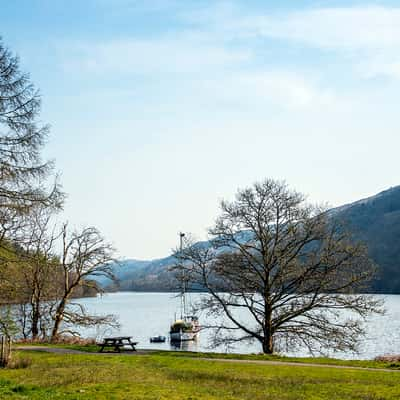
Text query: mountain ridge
107 186 400 293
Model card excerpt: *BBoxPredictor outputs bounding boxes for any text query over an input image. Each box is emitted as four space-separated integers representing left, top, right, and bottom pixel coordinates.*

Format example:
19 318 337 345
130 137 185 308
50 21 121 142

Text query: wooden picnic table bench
98 336 138 353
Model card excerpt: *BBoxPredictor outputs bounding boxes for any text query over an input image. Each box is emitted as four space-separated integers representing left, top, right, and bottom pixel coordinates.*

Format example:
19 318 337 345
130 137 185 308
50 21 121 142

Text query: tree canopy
0 38 116 342
0 38 62 244
177 179 383 354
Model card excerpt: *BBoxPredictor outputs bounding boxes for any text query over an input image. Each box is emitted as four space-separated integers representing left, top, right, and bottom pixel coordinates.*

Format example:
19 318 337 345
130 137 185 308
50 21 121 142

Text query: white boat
170 315 200 342
169 233 200 342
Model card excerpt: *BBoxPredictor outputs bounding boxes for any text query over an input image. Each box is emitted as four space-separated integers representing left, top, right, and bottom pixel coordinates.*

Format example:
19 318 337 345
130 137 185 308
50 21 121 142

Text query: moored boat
149 335 166 343
169 315 200 342
169 232 200 342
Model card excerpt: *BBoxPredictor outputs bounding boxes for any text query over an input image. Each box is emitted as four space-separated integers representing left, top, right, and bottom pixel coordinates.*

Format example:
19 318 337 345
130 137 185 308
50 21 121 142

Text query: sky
1 0 399 260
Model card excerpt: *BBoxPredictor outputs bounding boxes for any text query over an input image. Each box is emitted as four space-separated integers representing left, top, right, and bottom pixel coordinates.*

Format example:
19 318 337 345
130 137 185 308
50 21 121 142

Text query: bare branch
177 179 383 354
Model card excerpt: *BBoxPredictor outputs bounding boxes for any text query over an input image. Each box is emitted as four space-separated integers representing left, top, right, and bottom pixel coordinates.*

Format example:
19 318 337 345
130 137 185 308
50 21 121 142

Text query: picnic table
98 336 138 353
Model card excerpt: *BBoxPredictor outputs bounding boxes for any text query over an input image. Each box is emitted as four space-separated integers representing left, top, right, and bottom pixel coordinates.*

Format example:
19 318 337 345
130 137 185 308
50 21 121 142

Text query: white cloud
224 6 400 51
361 55 400 79
64 36 251 76
205 71 335 110
63 39 334 111
189 4 400 80
60 4 400 81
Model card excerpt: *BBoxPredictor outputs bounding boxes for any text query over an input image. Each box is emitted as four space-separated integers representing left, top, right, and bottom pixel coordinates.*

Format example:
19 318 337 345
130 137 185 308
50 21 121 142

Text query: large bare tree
51 224 117 340
0 205 118 340
0 205 59 339
0 39 116 341
177 179 383 354
0 37 63 312
16 206 60 339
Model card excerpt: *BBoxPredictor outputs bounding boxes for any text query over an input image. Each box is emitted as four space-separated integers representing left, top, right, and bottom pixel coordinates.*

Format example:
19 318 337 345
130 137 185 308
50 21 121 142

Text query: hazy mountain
105 255 179 291
331 185 400 293
105 240 213 291
106 186 400 293
97 259 152 287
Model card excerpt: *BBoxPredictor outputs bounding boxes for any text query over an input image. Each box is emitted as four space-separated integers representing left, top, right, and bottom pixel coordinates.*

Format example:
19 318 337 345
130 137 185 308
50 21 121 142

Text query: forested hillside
333 186 400 293
111 186 400 293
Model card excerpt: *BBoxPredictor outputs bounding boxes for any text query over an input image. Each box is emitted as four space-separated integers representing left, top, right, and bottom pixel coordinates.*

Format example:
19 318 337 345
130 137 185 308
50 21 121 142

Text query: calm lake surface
78 292 400 359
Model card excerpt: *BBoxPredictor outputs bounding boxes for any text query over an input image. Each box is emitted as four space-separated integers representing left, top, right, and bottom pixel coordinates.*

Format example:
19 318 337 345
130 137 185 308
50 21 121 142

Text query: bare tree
16 206 60 339
0 204 62 339
51 224 117 340
0 38 63 315
0 204 118 341
0 39 117 340
177 179 383 354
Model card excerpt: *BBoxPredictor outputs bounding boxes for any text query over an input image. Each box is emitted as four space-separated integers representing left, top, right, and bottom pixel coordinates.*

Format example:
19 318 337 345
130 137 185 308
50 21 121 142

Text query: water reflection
169 340 199 352
76 292 398 359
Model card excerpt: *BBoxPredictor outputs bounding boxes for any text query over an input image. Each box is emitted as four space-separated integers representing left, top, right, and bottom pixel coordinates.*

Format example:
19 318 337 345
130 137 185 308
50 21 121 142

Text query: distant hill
105 241 212 291
95 259 152 288
112 256 177 291
331 185 400 293
106 186 400 293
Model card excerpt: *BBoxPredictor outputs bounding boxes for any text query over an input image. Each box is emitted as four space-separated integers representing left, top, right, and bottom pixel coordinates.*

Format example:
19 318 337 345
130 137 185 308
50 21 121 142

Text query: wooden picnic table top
101 337 138 345
103 336 133 341
98 336 138 352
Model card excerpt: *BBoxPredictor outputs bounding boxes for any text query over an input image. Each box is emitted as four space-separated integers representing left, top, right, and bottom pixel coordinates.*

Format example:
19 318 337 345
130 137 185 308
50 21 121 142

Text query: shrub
6 356 32 369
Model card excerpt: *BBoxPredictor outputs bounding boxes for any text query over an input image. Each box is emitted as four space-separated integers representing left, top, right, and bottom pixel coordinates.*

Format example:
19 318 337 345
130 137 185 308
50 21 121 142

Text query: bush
5 356 32 369
16 335 96 346
375 355 400 362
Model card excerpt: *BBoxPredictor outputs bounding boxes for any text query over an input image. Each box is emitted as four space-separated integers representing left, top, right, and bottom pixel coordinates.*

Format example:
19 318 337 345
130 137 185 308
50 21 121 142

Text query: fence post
0 336 4 366
0 336 11 367
6 336 11 364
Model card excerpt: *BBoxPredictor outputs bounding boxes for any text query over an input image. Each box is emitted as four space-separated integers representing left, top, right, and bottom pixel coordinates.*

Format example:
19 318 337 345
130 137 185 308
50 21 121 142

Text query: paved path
16 346 400 373
198 357 400 372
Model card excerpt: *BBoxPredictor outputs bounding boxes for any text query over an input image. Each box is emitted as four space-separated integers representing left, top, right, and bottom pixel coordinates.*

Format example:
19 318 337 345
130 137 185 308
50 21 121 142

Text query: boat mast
179 232 186 320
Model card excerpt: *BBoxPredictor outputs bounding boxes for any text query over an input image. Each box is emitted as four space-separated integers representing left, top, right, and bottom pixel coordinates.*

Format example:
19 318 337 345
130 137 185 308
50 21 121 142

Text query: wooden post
0 336 11 367
0 336 4 366
6 337 11 364
7 337 10 365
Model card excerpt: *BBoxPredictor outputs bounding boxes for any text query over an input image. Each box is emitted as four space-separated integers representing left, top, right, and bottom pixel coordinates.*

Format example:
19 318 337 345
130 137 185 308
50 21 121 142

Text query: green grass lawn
1 350 400 399
18 342 400 370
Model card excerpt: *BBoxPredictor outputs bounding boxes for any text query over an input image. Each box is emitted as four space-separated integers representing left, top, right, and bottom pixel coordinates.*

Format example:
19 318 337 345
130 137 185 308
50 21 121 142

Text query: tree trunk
51 272 75 341
51 297 68 341
31 297 40 339
263 300 274 354
31 309 39 339
262 334 274 354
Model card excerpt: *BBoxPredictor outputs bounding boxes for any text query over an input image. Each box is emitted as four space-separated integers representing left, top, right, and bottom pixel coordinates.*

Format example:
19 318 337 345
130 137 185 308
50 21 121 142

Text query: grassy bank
18 342 400 370
1 350 400 399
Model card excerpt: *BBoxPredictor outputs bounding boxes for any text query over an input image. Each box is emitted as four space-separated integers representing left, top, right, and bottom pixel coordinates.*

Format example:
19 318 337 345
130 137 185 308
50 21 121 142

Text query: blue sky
1 1 400 259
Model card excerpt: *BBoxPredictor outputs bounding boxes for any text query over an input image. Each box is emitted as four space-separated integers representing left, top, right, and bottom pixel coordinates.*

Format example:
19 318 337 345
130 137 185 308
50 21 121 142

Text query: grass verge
1 350 400 399
16 343 400 370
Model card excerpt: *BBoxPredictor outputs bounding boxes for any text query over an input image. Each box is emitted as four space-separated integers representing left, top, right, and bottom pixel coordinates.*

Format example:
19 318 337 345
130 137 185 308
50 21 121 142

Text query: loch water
77 292 400 359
